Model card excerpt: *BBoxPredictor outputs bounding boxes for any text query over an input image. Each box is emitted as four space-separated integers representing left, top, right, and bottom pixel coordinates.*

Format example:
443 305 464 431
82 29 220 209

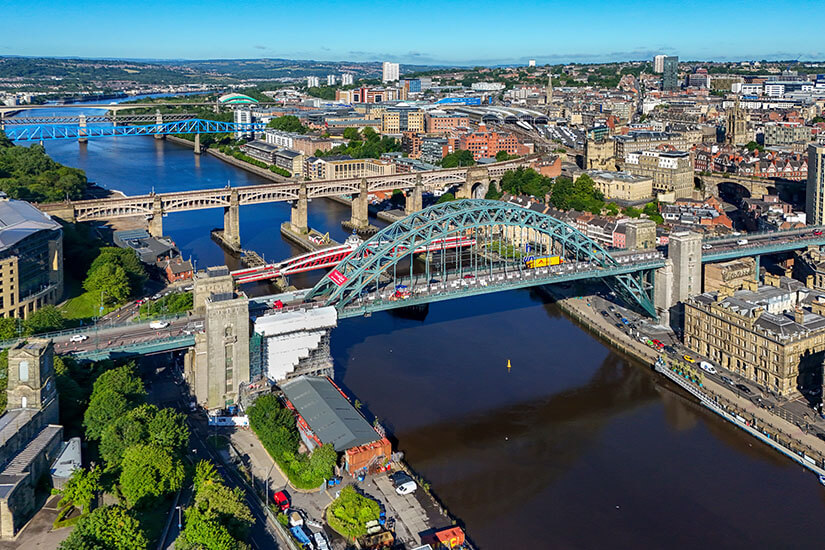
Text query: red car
652 339 664 349
272 490 289 512
813 230 823 236
273 300 284 310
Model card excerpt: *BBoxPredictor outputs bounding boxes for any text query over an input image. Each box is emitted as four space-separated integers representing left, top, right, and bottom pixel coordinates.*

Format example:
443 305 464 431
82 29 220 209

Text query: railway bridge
39 158 530 249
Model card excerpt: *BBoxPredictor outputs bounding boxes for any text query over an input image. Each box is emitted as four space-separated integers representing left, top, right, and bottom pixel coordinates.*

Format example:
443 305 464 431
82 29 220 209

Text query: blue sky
2 0 824 65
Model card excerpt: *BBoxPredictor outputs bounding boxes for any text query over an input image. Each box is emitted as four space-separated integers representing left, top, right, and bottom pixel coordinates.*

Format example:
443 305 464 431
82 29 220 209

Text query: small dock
280 222 341 253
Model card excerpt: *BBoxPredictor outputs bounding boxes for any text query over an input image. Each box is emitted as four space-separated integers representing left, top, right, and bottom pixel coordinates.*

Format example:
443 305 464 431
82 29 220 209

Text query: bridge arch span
304 199 657 316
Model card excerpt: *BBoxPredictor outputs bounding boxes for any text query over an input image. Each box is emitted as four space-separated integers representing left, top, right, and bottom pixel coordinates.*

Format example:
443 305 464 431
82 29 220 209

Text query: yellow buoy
506 359 512 371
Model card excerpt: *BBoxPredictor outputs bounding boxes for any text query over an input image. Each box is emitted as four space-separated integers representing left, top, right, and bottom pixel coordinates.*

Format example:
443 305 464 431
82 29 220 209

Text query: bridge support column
223 188 241 249
77 114 88 144
754 255 761 281
154 111 164 140
406 176 423 216
148 195 163 237
194 133 202 154
110 111 117 127
457 165 489 199
290 183 308 234
350 178 370 230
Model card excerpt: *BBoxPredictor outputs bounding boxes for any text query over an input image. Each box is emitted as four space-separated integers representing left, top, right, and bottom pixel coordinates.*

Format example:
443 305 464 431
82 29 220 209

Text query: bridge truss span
304 199 663 317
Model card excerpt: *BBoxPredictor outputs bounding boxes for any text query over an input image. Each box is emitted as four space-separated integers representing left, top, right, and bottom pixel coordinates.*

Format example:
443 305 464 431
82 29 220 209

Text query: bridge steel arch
304 199 658 317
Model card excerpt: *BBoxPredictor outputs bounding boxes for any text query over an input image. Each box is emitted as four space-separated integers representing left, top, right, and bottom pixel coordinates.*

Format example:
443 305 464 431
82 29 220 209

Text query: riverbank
551 288 825 478
164 136 293 184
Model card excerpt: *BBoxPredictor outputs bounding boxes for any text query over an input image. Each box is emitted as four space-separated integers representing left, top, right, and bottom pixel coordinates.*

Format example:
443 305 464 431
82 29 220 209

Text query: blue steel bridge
2 118 266 142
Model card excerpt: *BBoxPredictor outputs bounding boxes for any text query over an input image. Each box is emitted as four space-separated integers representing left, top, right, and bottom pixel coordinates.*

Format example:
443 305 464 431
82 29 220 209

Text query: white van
149 320 170 329
736 239 748 246
700 361 717 375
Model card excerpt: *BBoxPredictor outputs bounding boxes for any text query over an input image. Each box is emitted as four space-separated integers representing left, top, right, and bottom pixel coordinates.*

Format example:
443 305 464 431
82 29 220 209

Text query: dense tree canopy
120 444 186 507
266 115 308 134
440 150 475 168
499 167 553 198
22 305 66 335
88 247 147 293
83 364 146 440
0 139 88 202
58 466 102 516
317 127 400 159
99 404 189 470
59 505 148 550
548 174 605 214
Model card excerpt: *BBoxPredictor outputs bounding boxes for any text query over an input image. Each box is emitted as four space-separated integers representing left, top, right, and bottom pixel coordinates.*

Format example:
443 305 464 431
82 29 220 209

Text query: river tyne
17 102 825 549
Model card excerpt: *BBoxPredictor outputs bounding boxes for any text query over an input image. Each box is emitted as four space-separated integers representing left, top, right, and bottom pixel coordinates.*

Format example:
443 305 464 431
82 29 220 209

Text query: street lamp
176 505 182 530
95 290 108 350
264 462 276 506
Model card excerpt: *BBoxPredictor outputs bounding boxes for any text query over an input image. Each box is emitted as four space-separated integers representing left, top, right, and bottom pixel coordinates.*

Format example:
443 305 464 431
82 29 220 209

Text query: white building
341 73 354 86
326 74 337 86
306 76 320 88
234 108 253 139
471 82 506 92
654 55 666 74
382 62 400 83
528 59 536 67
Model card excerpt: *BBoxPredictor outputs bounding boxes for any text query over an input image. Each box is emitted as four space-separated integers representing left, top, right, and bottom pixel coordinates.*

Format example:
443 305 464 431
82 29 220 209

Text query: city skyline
3 0 825 65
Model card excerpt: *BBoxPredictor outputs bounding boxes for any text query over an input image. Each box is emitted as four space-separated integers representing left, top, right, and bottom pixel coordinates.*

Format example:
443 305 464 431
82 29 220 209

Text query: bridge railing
0 311 193 350
69 333 196 360
702 226 824 243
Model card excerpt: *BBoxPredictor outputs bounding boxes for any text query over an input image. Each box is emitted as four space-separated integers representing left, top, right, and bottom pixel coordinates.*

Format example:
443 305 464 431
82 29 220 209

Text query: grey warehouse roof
0 199 61 253
282 376 379 452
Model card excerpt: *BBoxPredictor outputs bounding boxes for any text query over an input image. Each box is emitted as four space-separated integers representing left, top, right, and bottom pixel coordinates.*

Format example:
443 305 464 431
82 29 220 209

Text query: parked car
699 361 717 375
813 230 823 236
272 491 290 512
313 532 331 550
149 320 170 329
721 376 735 386
736 239 749 246
389 472 417 495
702 244 713 250
651 339 664 349
735 383 752 394
683 354 695 363
69 334 88 343
664 345 676 354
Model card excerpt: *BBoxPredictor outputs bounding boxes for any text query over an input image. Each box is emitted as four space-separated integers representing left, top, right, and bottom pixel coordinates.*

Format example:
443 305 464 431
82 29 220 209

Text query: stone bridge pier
77 114 88 144
154 111 164 140
290 182 308 234
148 195 164 237
193 133 201 154
456 165 490 199
223 188 241 249
350 178 370 230
405 176 424 216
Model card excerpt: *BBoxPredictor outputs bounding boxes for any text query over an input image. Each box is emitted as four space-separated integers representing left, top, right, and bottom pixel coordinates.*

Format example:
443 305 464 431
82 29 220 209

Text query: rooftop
0 199 62 253
282 376 379 452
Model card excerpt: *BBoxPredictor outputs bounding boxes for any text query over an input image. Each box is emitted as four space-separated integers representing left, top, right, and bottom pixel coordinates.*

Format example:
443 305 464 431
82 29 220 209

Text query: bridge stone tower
350 179 370 230
222 189 241 250
6 340 58 424
77 114 88 144
148 195 164 237
667 231 703 330
290 183 309 234
190 267 250 409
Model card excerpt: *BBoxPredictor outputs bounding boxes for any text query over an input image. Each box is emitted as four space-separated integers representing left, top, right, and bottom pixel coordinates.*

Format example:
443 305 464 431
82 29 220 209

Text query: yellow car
683 355 695 363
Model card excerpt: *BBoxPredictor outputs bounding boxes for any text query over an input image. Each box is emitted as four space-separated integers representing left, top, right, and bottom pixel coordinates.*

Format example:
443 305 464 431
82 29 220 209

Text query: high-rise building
326 74 336 86
382 62 399 83
806 144 825 225
306 76 320 88
341 73 354 86
662 56 679 91
653 54 666 73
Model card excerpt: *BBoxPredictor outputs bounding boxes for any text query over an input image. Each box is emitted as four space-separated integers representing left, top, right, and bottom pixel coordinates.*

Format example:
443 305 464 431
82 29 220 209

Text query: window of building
18 360 29 382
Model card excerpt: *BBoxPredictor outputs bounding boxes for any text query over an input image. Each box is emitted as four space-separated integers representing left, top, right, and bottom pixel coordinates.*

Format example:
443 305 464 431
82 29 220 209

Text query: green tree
485 185 502 200
342 127 360 141
744 141 763 152
548 174 604 214
54 356 87 430
89 247 147 293
193 460 220 491
500 167 553 198
623 206 642 218
0 318 18 340
120 444 186 507
0 141 88 202
266 115 308 134
99 404 188 470
326 486 381 539
83 263 131 306
22 305 66 335
83 364 146 440
435 192 455 204
440 150 475 168
605 202 620 216
59 505 148 550
58 466 102 516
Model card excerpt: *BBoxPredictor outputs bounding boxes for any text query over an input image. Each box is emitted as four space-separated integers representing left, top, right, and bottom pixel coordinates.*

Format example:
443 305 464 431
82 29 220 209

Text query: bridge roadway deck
701 227 825 263
332 256 665 319
1 113 195 125
39 159 528 222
